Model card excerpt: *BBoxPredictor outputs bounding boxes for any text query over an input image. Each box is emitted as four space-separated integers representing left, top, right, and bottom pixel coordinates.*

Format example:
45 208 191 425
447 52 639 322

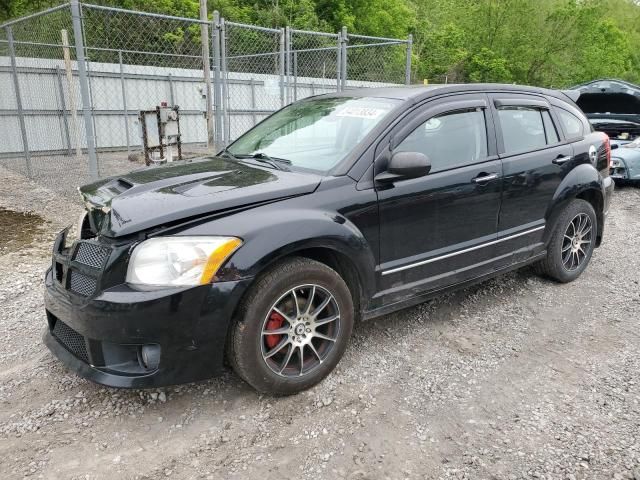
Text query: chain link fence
0 1 412 198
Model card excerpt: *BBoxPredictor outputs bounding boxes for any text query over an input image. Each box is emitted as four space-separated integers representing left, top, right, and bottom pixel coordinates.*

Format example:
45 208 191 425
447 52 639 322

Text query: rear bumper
44 268 251 388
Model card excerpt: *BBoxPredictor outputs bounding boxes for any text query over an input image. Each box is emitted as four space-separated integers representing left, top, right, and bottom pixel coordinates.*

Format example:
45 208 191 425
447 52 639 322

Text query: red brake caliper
264 311 285 349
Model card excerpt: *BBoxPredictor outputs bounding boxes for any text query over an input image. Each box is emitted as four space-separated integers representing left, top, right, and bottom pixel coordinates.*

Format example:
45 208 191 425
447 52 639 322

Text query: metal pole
70 0 99 180
200 0 214 149
293 51 298 102
79 3 99 162
61 29 82 157
118 50 131 159
6 26 32 177
279 28 285 108
340 26 347 91
220 17 230 145
336 30 342 92
250 79 256 126
55 66 73 156
405 33 413 85
168 73 175 106
285 26 291 104
212 11 223 148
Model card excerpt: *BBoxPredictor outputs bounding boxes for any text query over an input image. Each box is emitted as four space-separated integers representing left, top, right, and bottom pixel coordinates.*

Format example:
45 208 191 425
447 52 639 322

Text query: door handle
472 173 499 183
553 155 572 165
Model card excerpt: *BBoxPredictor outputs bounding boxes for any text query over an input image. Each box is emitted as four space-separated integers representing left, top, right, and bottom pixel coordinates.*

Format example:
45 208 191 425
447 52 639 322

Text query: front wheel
227 257 354 395
535 199 597 283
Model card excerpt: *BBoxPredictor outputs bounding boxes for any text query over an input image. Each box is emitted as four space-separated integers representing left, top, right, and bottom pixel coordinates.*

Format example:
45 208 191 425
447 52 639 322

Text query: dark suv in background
44 84 614 394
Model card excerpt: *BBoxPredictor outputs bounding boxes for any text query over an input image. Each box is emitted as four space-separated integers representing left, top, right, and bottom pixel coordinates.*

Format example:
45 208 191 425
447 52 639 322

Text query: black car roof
325 83 563 103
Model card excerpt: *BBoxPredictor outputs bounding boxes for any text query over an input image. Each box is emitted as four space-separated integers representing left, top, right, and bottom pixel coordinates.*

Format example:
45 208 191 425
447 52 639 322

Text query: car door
374 94 502 305
489 94 573 262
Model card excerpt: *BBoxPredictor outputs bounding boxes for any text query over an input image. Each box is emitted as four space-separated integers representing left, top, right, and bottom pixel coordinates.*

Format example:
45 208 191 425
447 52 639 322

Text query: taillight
604 135 611 168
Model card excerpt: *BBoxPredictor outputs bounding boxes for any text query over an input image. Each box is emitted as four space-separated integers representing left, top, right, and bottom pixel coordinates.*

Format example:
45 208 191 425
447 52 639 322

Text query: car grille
74 242 110 269
53 235 115 298
69 271 98 297
52 319 89 363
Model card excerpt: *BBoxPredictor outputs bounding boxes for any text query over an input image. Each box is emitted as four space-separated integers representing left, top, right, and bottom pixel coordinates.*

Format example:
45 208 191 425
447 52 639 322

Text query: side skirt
361 251 547 321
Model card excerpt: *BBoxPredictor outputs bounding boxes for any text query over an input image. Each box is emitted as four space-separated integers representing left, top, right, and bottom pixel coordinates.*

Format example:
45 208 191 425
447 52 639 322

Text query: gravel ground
0 165 639 480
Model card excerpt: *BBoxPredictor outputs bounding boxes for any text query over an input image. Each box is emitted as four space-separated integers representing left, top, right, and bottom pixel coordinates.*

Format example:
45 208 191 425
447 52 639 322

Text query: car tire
534 199 597 283
227 257 354 395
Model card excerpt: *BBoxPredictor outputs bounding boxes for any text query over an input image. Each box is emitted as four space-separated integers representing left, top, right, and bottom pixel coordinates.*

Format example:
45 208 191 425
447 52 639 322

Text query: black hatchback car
44 84 614 394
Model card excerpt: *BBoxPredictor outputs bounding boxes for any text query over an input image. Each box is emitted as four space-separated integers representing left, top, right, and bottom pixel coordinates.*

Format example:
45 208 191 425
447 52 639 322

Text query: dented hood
79 157 322 238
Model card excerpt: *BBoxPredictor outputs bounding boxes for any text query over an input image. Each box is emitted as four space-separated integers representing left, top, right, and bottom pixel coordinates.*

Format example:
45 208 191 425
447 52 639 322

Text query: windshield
226 96 400 172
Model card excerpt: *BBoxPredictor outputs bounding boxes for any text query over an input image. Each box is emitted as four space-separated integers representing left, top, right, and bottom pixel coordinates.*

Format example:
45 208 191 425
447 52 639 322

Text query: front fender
241 209 376 298
181 206 377 302
544 163 605 244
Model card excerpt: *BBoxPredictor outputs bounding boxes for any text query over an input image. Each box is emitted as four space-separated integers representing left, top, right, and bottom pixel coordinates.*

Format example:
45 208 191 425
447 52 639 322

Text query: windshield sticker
336 107 386 119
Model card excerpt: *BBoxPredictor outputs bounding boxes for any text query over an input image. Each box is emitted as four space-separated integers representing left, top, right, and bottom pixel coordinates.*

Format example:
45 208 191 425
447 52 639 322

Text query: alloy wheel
260 284 340 377
562 213 593 271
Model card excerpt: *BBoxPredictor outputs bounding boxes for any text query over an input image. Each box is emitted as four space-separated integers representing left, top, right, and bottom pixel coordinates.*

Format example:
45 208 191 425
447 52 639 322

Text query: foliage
1 0 639 87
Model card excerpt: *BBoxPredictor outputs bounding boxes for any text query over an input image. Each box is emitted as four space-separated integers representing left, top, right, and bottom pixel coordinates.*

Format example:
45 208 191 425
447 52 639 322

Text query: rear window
497 106 565 154
556 108 584 138
497 107 547 154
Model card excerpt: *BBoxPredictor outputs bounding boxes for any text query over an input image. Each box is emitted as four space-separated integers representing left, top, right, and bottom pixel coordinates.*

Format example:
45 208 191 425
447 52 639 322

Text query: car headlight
126 236 242 287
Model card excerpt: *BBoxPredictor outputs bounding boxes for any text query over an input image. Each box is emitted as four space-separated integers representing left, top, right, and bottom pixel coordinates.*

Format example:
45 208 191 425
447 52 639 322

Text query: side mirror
611 143 619 150
375 151 431 182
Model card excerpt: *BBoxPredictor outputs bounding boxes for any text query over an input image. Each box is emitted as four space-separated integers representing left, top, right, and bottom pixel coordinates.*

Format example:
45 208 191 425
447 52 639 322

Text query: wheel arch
546 164 605 247
240 241 372 323
575 188 604 246
215 209 378 324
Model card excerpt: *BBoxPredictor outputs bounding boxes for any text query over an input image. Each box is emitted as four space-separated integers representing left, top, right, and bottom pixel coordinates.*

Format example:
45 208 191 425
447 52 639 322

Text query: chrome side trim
381 226 545 276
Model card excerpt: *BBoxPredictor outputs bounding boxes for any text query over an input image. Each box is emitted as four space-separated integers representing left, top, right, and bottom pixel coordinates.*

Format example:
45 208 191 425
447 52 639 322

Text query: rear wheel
535 199 597 283
228 257 354 395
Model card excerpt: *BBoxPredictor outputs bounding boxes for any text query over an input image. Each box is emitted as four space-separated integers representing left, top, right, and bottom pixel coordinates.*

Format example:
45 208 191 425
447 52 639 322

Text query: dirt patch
0 208 47 254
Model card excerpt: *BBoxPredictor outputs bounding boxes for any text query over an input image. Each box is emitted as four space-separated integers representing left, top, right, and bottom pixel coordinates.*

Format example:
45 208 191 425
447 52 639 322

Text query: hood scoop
78 156 322 238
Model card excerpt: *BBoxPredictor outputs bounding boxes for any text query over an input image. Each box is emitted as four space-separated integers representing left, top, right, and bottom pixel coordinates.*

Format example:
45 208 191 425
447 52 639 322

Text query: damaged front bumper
43 230 251 388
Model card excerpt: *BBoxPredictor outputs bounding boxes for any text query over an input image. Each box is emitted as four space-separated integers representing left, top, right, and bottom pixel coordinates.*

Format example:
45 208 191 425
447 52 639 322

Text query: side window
542 110 559 144
497 107 547 154
556 108 584 138
394 109 488 173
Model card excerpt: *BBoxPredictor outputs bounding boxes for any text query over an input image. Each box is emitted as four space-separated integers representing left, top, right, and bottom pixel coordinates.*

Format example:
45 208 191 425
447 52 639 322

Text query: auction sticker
336 106 386 119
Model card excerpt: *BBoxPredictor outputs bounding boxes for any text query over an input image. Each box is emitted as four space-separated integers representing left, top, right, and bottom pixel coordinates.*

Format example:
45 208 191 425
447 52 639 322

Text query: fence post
340 26 347 90
118 51 131 159
167 73 175 106
336 30 342 92
6 26 32 177
200 0 214 149
293 51 298 102
61 29 82 158
279 28 285 107
405 33 413 85
220 17 230 145
212 11 223 148
284 26 292 104
70 0 98 180
250 79 256 126
55 66 73 156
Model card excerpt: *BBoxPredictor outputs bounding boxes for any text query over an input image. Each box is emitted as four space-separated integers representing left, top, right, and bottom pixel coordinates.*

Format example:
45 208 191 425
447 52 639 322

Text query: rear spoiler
560 89 580 103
